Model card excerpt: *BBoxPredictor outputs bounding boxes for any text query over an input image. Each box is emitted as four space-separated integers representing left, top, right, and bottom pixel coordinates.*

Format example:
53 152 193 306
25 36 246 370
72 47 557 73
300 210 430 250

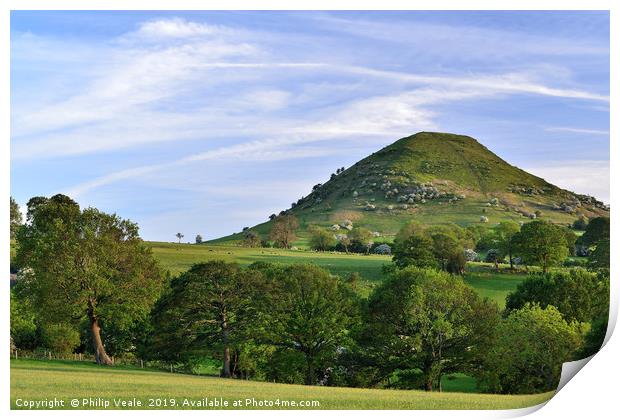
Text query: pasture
148 242 527 305
10 359 553 410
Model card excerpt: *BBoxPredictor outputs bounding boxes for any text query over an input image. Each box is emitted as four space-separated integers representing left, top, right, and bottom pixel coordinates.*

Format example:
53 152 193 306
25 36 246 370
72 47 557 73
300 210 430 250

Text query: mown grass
10 359 553 410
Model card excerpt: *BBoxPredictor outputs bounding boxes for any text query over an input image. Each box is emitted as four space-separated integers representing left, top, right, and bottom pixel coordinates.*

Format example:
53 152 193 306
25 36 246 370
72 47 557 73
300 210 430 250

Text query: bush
479 304 584 394
41 323 80 355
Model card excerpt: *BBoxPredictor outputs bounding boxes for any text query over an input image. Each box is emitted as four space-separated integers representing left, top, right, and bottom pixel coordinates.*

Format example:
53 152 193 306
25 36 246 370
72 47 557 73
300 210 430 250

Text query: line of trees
9 195 610 395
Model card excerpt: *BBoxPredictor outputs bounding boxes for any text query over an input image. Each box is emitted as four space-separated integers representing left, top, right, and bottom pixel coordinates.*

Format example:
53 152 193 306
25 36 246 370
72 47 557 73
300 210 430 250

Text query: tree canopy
363 267 500 391
512 220 569 273
151 261 260 377
15 194 165 365
479 304 583 394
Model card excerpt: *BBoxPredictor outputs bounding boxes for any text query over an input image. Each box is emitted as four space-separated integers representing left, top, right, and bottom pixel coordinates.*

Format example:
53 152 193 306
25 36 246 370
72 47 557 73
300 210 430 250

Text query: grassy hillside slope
10 359 553 410
212 132 608 244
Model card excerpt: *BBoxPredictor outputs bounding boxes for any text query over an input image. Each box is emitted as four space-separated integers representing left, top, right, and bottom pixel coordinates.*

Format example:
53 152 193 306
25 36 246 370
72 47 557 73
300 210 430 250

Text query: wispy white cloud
544 126 610 135
523 160 609 203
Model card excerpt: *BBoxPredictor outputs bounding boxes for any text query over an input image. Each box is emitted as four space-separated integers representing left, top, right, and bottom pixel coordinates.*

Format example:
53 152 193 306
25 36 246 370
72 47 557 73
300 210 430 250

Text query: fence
11 349 180 373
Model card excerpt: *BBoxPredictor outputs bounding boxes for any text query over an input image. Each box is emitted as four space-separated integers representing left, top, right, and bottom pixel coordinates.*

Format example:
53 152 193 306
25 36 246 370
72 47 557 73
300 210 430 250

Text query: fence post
48 351 51 360
140 359 144 369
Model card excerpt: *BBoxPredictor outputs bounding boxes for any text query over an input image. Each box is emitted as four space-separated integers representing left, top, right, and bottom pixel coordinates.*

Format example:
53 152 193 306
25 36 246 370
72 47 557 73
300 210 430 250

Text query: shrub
479 304 584 394
41 323 80 355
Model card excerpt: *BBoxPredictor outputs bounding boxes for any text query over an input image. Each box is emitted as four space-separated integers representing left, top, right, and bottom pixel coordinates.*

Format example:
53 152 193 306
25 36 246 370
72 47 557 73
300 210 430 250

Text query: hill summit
218 132 609 242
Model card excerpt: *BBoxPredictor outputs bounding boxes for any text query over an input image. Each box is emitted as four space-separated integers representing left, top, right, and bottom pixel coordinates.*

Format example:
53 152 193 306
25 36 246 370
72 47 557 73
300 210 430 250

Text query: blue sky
10 11 610 241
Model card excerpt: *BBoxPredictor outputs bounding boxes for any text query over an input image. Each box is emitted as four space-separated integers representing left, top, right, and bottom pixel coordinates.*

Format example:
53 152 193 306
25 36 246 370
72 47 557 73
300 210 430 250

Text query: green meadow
10 359 553 410
148 241 526 305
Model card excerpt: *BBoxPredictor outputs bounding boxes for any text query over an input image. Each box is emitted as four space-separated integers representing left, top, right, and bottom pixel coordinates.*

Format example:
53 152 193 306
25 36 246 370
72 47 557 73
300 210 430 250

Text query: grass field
10 359 553 410
149 242 525 305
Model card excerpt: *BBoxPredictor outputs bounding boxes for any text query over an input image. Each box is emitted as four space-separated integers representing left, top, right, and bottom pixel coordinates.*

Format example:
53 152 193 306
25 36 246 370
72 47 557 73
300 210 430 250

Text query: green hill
213 132 609 244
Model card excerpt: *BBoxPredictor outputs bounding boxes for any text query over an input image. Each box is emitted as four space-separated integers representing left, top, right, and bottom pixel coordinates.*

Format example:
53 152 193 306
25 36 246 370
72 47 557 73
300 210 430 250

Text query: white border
2 1 616 419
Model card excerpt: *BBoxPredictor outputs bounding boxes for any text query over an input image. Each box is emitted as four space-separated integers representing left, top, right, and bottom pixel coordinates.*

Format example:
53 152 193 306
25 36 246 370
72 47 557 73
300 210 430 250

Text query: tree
429 232 461 272
349 227 373 253
269 214 299 249
505 269 609 323
588 239 610 269
195 234 203 244
242 230 262 248
495 221 520 269
10 197 23 239
255 264 359 385
15 194 165 365
512 220 569 273
363 267 499 391
563 228 578 256
578 217 610 248
479 304 583 394
392 234 436 269
339 236 352 254
572 216 588 231
308 226 336 251
175 232 184 243
151 261 260 377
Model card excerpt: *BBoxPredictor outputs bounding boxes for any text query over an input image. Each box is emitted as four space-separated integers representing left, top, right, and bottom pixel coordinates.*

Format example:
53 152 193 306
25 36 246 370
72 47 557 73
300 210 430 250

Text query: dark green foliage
15 194 165 364
479 304 584 394
563 228 578 256
577 314 609 358
578 217 610 248
505 269 609 323
362 267 500 391
572 216 588 231
195 234 203 244
40 323 81 355
10 290 38 350
588 239 610 269
392 233 437 269
253 264 360 385
512 220 569 273
150 261 260 377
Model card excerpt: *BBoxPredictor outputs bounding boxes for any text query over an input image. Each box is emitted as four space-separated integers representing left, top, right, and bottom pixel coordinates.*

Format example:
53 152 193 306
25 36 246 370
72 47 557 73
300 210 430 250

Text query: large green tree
505 269 609 323
578 216 610 248
151 261 260 377
512 220 568 273
392 233 436 269
255 264 359 385
15 194 165 365
363 267 500 391
495 221 520 269
479 304 584 394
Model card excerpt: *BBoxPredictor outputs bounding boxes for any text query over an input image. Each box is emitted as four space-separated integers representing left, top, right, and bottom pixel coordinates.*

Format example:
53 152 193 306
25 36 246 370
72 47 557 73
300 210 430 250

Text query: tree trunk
304 354 314 385
221 314 231 378
423 362 434 391
90 317 113 365
509 251 514 270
